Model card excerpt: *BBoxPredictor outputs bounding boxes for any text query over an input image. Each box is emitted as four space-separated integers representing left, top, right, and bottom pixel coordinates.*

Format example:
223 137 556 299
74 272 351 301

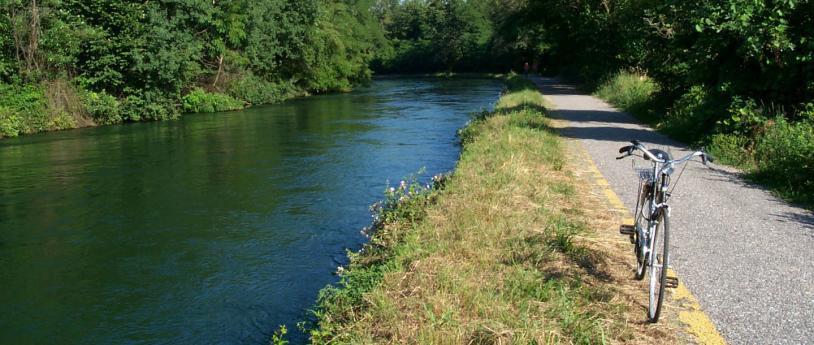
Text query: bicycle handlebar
616 140 713 166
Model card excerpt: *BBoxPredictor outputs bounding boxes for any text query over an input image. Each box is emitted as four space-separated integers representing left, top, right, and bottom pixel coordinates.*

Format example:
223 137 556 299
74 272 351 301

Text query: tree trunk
26 0 41 74
212 54 224 88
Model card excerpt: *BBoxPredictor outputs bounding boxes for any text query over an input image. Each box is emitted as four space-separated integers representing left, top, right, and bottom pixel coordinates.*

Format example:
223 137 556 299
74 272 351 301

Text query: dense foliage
372 0 497 73
0 0 384 137
370 0 813 202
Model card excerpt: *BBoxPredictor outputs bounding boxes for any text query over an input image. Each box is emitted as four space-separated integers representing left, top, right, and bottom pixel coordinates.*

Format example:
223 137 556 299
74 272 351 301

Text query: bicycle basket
636 168 654 182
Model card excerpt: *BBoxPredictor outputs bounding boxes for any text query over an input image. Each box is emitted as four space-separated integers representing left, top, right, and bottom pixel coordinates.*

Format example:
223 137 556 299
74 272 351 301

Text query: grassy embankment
306 76 678 344
595 71 814 208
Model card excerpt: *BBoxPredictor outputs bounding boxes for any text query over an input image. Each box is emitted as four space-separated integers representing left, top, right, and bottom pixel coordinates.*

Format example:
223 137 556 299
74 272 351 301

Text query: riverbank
306 76 683 343
0 1 381 140
0 74 503 141
0 79 307 139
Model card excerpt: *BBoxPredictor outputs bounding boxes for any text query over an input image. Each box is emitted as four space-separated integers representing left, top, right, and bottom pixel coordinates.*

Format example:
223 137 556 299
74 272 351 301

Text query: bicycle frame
636 159 670 267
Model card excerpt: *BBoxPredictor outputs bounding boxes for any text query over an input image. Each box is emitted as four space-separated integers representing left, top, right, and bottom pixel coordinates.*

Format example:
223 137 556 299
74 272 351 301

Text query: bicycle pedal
665 276 679 289
619 224 635 235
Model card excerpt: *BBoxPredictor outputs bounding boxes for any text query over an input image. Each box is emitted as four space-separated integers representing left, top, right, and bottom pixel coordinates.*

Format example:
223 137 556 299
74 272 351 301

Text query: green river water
0 77 502 344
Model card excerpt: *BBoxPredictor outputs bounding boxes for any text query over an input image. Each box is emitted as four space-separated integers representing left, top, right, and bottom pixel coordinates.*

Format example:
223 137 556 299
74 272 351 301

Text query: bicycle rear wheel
648 209 669 322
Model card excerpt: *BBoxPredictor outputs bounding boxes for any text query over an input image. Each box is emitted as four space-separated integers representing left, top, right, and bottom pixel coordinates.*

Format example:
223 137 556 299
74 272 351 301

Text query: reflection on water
0 77 502 344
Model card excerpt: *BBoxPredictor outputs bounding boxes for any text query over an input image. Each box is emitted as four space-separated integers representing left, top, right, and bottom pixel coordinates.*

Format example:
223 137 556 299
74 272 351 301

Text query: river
0 77 503 344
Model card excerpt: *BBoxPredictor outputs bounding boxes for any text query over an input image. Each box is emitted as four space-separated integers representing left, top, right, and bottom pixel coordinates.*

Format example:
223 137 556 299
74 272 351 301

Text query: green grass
306 75 658 344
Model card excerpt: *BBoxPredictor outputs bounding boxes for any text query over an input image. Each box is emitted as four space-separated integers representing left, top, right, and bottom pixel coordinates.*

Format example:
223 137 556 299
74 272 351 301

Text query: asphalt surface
532 77 814 345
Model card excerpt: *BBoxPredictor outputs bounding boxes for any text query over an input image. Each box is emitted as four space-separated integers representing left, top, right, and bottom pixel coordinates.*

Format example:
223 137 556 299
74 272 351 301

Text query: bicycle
616 140 713 322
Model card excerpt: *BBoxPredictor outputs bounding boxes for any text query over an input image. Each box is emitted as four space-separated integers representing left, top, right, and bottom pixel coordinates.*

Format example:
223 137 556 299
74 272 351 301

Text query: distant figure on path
523 62 530 75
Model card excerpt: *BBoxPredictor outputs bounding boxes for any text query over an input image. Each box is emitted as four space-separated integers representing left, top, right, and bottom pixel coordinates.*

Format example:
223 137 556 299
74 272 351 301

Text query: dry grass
309 76 682 344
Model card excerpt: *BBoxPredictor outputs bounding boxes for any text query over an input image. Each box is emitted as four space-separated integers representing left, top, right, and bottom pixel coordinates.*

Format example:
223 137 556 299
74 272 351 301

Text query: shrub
661 85 725 142
0 106 22 138
83 91 123 125
797 102 814 122
707 133 754 168
140 90 180 121
595 70 658 112
47 112 78 130
0 83 49 136
181 89 245 113
753 118 814 205
717 97 774 137
120 94 146 122
120 90 179 122
226 74 298 105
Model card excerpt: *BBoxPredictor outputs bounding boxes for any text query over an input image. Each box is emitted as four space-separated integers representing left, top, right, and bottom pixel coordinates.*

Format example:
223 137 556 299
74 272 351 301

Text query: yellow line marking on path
568 139 727 345
670 269 728 345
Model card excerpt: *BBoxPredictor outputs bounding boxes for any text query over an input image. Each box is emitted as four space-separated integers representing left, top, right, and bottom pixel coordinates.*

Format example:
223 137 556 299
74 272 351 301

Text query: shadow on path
551 110 676 147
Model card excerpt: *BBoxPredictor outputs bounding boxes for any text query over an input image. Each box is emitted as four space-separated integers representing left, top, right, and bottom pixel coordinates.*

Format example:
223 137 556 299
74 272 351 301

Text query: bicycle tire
633 184 651 280
648 209 669 322
634 215 646 280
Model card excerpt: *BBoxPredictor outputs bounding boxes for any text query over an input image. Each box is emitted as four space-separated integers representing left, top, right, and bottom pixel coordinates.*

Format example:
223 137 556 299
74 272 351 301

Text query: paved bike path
532 77 814 345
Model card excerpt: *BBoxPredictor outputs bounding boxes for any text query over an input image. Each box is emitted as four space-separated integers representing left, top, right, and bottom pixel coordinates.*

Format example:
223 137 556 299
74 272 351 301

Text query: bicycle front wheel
634 183 652 280
648 209 669 322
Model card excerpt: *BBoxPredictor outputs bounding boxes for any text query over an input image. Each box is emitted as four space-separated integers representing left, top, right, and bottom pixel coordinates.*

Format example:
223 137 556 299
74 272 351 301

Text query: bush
181 89 245 113
0 106 22 138
83 91 123 125
717 97 777 137
796 102 814 122
120 90 179 122
661 85 725 142
120 94 146 122
707 133 754 168
0 83 49 137
753 118 814 206
595 70 658 111
48 112 78 130
142 91 180 121
226 74 298 105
